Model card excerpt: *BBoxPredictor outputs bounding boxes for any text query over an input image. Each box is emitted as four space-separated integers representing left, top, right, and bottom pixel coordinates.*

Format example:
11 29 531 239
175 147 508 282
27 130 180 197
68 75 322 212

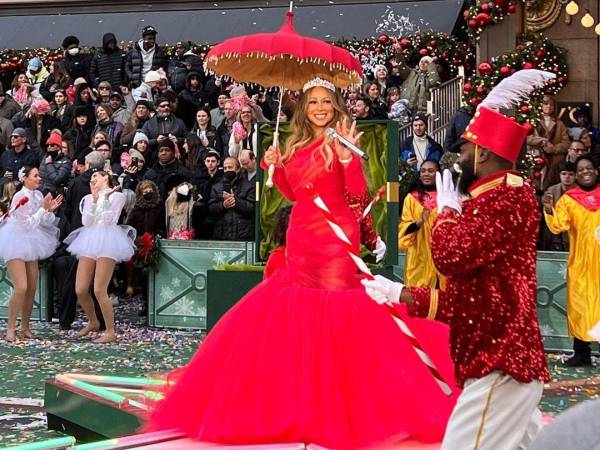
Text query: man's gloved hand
361 275 404 305
374 236 386 263
436 169 462 214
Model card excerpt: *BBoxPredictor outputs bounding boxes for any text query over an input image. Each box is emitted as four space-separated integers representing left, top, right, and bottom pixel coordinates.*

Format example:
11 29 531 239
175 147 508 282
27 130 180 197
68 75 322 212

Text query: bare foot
93 332 117 344
21 329 37 339
75 322 100 338
5 329 16 342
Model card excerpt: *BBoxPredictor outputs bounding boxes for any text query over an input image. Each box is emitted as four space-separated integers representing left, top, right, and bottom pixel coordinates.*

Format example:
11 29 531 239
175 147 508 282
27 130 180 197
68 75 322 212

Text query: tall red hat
461 106 528 164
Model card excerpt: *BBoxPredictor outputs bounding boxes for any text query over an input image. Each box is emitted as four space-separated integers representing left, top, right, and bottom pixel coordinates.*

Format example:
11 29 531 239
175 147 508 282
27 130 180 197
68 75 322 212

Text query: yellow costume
398 192 446 288
544 186 600 341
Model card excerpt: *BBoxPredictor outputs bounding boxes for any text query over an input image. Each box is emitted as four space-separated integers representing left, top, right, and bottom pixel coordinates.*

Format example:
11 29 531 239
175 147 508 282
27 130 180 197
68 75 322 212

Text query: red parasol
204 8 362 91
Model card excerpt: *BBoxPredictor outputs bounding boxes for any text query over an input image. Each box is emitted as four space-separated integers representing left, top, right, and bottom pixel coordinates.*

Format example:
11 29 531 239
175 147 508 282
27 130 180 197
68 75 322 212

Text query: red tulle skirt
146 269 458 449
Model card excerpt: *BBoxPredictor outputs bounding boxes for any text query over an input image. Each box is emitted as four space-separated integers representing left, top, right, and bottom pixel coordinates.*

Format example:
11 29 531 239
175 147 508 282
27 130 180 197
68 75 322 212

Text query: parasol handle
266 86 286 188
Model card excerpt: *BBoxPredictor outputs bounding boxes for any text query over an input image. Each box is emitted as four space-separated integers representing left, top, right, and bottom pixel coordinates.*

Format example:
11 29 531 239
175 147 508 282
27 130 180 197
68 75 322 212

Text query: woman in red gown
147 81 458 449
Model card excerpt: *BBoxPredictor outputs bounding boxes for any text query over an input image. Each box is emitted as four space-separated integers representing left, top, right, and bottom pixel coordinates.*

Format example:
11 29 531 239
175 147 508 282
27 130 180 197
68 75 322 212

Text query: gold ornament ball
565 1 579 16
581 12 594 28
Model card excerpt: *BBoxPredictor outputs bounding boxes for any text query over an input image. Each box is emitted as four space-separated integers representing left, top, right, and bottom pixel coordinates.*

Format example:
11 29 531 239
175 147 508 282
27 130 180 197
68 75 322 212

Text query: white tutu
65 224 136 262
0 219 60 262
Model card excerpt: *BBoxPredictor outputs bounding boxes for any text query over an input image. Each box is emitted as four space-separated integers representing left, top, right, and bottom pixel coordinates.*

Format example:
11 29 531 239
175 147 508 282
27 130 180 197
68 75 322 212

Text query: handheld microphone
325 128 369 161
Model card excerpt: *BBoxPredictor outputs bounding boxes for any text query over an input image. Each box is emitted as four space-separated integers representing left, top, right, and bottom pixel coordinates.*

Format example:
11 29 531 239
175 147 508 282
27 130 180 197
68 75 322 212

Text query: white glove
361 275 404 305
374 236 386 263
436 169 462 214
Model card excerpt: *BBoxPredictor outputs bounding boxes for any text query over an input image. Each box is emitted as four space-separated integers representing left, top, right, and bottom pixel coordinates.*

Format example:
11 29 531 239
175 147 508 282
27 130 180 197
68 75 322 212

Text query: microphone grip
327 128 369 161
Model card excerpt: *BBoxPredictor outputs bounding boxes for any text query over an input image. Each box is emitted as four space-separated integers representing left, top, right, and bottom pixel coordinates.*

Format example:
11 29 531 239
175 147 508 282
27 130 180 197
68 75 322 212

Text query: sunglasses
99 86 110 91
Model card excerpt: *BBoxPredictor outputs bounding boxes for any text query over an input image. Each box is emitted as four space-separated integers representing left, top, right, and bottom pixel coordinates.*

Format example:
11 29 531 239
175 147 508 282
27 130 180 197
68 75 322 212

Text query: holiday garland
464 0 520 41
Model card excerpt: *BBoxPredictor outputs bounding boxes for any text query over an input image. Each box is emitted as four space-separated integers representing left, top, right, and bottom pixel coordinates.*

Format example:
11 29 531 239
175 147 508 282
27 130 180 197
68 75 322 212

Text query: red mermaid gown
146 138 459 449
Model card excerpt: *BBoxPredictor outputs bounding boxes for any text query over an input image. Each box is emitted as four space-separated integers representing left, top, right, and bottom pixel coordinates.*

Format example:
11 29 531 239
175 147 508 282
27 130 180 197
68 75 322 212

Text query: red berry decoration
419 48 429 56
500 66 510 76
533 170 542 180
478 61 493 75
378 34 390 44
430 39 438 47
463 82 473 92
399 38 411 49
508 3 516 13
476 86 486 95
520 104 530 113
522 61 535 70
476 13 491 25
468 19 479 28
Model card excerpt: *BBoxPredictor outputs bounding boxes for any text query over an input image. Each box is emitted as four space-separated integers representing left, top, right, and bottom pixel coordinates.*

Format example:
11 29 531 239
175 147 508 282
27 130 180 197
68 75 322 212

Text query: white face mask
176 184 190 196
68 47 80 56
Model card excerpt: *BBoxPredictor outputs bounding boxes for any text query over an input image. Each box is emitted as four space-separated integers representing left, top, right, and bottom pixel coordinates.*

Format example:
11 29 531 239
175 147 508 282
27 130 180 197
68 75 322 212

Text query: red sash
411 191 438 210
565 186 600 212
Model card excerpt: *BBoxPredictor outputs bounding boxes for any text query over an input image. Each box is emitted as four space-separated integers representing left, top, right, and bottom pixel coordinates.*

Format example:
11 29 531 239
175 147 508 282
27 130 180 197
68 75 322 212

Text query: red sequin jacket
406 171 550 387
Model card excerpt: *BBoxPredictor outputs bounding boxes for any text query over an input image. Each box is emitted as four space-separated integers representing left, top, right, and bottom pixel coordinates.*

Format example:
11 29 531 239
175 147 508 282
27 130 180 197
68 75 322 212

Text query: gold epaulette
505 173 524 188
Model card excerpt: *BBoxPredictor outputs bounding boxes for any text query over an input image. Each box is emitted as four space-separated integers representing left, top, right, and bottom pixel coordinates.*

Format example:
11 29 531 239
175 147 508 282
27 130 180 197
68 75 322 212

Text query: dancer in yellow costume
544 155 600 366
399 159 446 289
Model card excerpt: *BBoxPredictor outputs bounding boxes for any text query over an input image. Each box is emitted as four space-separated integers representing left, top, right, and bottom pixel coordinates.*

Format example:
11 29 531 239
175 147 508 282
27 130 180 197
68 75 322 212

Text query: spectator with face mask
62 35 91 83
90 32 127 89
125 25 168 89
207 156 255 241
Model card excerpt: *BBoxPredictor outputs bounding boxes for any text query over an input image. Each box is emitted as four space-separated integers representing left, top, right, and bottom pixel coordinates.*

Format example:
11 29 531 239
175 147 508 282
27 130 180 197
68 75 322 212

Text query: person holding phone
63 170 136 343
400 113 444 170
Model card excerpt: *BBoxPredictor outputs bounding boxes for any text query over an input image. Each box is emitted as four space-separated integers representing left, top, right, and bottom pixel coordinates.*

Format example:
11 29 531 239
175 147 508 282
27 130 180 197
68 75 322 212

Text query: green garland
465 0 519 41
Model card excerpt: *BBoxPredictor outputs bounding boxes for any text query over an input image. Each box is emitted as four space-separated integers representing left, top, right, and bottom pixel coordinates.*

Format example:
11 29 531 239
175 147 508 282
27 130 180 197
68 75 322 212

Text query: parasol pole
266 1 293 187
265 87 285 188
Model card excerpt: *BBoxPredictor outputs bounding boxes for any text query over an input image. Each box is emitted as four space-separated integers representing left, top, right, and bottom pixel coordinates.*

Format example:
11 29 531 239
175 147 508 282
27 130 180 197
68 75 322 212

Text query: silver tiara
302 77 336 93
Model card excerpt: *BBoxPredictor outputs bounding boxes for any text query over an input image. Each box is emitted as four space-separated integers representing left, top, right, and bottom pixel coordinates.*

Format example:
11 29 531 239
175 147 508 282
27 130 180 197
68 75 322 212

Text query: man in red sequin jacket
364 105 550 450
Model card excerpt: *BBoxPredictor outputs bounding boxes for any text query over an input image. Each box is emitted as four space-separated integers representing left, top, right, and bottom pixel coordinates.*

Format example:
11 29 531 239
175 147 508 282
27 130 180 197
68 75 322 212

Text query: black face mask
177 193 191 202
223 170 237 182
142 191 154 200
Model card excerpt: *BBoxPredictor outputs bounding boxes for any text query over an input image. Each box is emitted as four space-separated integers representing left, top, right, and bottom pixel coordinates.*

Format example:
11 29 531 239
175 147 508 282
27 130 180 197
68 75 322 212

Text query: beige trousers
442 371 544 450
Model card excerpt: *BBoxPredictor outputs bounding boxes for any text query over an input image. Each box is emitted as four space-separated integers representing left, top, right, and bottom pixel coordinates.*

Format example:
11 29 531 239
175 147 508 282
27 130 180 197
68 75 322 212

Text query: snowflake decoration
171 297 201 316
160 286 175 303
375 6 421 35
211 251 227 266
171 277 182 289
539 323 556 336
558 263 567 280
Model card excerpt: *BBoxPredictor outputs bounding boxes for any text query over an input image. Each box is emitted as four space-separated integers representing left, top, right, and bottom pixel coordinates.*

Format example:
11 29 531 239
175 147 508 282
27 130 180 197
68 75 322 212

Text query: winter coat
395 54 440 114
12 114 62 153
90 33 127 88
93 119 124 150
125 41 168 88
526 116 570 191
208 174 255 241
64 52 92 82
0 116 14 150
368 97 389 120
126 194 165 237
178 73 206 128
143 159 195 200
0 96 20 120
188 126 222 162
0 146 41 178
400 135 444 169
63 123 92 158
168 51 204 93
388 99 411 124
39 73 72 102
39 153 72 195
141 114 188 150
111 106 130 126
443 107 473 152
63 170 92 235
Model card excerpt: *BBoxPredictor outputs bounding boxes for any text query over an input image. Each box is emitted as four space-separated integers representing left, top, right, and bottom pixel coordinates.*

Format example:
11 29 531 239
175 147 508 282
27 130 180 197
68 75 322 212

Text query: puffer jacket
90 33 127 88
64 52 92 83
208 174 255 241
125 40 168 88
168 51 204 93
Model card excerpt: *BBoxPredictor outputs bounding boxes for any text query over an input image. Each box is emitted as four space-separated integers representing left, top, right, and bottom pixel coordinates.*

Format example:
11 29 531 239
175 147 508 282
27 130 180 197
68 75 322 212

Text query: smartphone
131 157 139 166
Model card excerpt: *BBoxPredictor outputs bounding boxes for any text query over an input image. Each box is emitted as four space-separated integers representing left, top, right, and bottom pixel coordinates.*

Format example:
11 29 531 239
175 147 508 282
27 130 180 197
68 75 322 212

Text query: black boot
565 338 592 367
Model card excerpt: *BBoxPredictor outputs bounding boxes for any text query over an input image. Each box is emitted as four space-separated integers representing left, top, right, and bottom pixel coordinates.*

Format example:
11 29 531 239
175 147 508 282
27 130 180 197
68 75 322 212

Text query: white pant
442 372 544 450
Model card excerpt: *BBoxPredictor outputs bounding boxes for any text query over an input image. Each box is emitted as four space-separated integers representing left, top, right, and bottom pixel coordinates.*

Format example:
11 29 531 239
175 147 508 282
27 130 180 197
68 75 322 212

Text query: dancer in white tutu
0 166 62 342
64 170 136 343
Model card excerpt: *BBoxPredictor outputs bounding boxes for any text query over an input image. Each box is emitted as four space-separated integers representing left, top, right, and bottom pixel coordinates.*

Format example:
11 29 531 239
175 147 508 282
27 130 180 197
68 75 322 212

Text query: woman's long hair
51 61 71 88
408 159 440 202
284 86 350 169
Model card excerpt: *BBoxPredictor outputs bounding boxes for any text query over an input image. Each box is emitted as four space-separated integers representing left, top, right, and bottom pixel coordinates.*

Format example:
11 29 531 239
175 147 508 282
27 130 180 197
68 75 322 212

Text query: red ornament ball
494 0 507 6
463 10 471 19
463 82 473 93
534 156 545 166
476 86 486 95
399 38 411 49
508 3 516 13
536 49 546 59
500 66 510 76
419 48 429 56
470 97 482 107
468 19 479 28
476 13 491 25
478 61 493 75
533 170 542 180
430 39 437 47
375 47 382 54
378 34 390 44
522 61 535 70
481 3 491 13
520 104 530 113
558 76 566 84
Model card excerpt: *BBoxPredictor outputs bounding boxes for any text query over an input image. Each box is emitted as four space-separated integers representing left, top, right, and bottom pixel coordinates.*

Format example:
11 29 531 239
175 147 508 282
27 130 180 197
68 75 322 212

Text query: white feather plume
479 69 556 111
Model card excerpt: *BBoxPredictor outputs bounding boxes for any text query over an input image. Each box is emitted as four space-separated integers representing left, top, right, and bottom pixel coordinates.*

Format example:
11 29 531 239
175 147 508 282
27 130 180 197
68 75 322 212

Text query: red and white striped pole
361 186 385 221
306 184 452 396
